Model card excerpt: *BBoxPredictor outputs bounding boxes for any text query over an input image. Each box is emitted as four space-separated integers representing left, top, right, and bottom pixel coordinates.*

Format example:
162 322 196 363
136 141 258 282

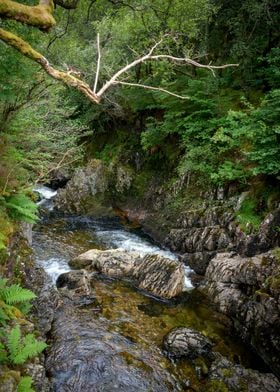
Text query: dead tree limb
0 27 239 105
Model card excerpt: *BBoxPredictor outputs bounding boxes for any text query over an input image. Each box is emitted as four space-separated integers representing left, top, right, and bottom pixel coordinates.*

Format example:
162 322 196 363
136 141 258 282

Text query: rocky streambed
29 201 280 391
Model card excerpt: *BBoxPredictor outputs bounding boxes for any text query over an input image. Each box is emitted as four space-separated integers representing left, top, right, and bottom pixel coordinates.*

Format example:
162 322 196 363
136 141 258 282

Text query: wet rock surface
163 328 280 392
133 254 184 298
163 327 214 360
70 248 185 299
54 159 111 215
70 248 140 277
47 271 178 392
202 251 280 377
208 354 280 392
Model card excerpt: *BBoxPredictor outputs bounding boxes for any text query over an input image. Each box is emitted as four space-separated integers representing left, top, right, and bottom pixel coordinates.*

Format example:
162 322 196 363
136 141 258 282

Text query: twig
93 33 101 93
113 81 189 99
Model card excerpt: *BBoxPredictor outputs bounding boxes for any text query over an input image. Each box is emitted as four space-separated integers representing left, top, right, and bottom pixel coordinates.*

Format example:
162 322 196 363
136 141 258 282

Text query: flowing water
32 187 263 391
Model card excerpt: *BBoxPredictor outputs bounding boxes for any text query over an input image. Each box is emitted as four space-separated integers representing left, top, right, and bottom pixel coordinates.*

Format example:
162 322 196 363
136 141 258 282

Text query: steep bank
54 159 280 377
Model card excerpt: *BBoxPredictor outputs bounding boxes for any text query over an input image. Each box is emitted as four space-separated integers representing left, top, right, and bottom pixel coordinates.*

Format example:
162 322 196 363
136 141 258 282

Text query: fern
17 301 33 315
7 326 47 365
17 376 35 392
0 278 35 325
7 325 21 360
1 284 36 305
4 194 38 223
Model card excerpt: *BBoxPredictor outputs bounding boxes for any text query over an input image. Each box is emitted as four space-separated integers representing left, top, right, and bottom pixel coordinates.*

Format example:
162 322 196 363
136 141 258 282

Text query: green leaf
17 376 35 392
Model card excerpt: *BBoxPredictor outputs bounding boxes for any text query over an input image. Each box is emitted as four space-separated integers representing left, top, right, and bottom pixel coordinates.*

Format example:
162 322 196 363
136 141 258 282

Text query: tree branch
149 54 239 75
0 28 100 104
0 0 79 31
0 28 238 105
113 81 189 99
93 33 101 94
96 38 238 98
0 0 55 31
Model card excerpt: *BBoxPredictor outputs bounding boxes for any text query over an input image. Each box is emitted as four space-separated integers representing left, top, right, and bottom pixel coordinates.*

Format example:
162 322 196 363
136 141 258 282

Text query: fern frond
1 284 36 305
7 325 21 360
17 376 35 392
8 328 47 365
4 194 38 223
17 301 32 315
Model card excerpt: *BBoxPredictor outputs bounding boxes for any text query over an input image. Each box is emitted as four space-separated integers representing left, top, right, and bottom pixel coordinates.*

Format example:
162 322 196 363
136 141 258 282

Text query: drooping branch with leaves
0 0 238 104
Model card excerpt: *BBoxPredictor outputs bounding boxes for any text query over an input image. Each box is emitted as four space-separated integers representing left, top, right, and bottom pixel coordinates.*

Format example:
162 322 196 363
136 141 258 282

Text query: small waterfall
34 184 57 210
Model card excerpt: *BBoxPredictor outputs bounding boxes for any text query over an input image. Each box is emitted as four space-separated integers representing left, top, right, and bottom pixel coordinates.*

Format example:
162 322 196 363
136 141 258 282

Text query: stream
32 186 264 391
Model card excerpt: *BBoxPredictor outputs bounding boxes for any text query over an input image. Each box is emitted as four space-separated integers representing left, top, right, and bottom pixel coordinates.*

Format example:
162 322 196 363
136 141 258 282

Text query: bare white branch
112 81 189 99
93 33 101 94
96 37 239 99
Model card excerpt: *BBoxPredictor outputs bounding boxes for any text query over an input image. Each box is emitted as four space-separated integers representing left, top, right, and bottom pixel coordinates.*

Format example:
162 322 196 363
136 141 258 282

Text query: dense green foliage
1 0 280 221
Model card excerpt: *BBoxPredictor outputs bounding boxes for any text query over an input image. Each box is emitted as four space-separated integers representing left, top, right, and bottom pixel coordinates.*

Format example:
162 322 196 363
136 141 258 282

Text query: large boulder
202 250 280 377
54 159 112 215
54 160 134 215
69 248 185 299
163 327 214 360
70 248 141 277
133 254 185 298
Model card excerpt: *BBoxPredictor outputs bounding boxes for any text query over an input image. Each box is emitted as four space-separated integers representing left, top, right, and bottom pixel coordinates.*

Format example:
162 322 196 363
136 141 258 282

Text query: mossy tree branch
0 28 100 104
0 0 79 31
0 0 55 31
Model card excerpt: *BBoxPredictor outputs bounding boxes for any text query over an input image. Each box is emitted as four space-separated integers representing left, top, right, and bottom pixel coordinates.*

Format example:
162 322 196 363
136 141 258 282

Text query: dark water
33 214 264 391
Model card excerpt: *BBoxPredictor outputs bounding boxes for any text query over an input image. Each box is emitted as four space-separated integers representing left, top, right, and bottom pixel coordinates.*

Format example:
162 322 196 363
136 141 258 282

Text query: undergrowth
0 278 47 391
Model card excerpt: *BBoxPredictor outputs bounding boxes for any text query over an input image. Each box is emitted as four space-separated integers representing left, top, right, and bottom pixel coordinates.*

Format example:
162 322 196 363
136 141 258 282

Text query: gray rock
163 328 280 392
180 251 217 275
54 159 111 215
56 270 94 303
202 250 280 377
70 248 140 277
133 254 185 298
209 354 280 392
70 248 185 299
163 327 214 360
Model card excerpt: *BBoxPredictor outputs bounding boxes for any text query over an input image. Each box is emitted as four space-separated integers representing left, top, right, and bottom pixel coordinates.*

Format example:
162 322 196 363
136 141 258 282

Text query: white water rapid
34 185 193 288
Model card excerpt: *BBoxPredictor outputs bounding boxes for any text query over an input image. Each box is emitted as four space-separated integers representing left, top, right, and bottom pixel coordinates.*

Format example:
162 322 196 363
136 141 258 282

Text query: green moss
0 208 13 270
272 248 280 264
119 351 153 373
193 357 209 376
221 368 234 378
270 275 280 291
204 379 229 392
